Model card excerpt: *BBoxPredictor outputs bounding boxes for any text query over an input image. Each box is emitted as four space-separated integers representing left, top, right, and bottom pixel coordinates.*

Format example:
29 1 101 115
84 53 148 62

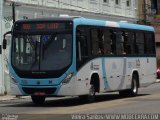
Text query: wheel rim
88 85 95 101
89 85 95 96
132 79 137 93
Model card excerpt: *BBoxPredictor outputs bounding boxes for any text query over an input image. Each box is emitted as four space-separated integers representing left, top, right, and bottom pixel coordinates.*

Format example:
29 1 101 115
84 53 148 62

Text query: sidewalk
0 95 30 101
156 79 160 83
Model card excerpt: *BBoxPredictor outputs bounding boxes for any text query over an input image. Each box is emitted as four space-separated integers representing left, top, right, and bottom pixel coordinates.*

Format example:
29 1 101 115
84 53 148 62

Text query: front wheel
88 84 96 102
79 84 96 102
31 96 45 105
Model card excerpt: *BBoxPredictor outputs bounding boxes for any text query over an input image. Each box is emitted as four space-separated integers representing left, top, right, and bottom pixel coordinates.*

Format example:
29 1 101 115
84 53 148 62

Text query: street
0 82 160 120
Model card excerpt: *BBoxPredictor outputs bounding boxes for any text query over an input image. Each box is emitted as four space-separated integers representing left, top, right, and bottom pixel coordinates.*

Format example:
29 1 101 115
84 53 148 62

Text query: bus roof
15 17 76 23
73 17 154 32
14 17 154 32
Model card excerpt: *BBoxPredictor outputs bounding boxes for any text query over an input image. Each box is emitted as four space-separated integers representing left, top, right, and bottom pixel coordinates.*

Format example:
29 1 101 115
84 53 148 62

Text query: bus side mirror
3 31 12 50
3 39 7 49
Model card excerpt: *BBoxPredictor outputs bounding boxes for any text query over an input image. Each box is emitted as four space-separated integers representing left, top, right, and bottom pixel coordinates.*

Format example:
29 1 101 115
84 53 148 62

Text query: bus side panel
125 58 138 89
57 76 76 96
139 57 156 87
105 58 128 91
10 83 22 95
75 58 105 95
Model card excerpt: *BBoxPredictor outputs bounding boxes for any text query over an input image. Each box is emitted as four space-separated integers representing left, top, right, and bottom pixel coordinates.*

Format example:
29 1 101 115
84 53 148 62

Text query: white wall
5 0 137 19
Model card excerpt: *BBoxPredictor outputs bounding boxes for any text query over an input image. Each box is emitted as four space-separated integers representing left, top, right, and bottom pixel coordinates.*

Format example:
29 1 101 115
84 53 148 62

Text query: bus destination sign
15 22 72 32
22 23 59 30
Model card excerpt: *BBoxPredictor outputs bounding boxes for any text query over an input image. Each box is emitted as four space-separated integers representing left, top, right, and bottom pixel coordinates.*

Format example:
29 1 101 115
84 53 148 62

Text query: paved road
0 82 160 120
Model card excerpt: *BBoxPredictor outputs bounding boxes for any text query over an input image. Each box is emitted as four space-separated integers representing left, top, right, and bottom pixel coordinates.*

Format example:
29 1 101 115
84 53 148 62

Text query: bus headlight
62 73 73 85
10 75 18 84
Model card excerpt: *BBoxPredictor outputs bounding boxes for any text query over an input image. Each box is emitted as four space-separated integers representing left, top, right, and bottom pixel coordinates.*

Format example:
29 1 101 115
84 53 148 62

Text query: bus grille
22 87 57 95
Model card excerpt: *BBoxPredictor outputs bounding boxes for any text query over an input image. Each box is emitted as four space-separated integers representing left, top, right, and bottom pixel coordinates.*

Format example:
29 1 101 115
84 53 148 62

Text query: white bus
3 17 156 104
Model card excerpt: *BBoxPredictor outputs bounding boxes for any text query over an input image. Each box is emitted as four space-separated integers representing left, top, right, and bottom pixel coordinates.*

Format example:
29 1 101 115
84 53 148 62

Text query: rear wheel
31 96 45 105
131 75 138 96
119 74 138 97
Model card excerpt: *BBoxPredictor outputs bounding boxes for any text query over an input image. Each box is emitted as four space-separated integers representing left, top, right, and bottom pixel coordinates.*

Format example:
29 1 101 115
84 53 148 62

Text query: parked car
157 68 160 79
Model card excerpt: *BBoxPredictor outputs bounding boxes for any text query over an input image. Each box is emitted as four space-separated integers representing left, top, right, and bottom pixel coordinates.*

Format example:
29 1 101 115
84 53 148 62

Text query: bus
3 17 156 105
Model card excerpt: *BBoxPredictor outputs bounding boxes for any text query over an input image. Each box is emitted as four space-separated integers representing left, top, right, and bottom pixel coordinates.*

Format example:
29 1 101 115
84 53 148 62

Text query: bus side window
91 29 100 55
122 31 132 54
116 31 126 55
76 26 88 68
145 32 155 54
127 32 136 55
110 30 116 54
135 32 145 55
103 29 112 55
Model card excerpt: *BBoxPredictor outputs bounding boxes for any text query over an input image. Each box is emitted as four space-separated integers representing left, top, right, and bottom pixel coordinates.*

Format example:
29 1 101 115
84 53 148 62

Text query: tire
79 84 96 102
130 74 138 96
31 96 45 105
88 84 96 102
119 74 138 97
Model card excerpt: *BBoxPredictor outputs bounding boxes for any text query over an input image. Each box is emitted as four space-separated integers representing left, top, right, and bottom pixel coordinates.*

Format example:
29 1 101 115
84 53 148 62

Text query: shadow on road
1 93 150 107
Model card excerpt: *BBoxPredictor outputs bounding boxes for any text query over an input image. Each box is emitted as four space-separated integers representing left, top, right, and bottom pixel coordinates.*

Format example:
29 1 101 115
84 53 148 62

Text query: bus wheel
31 96 45 105
79 84 96 102
130 74 138 96
87 84 96 102
119 74 138 97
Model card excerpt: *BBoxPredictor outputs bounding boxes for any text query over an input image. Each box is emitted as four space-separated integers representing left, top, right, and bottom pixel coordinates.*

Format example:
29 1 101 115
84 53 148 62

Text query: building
137 0 160 66
0 0 138 94
137 0 154 24
150 0 160 66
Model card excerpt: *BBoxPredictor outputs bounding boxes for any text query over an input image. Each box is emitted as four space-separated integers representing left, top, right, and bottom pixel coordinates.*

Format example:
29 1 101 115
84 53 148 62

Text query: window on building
115 0 120 5
90 0 96 2
103 0 109 3
126 0 131 7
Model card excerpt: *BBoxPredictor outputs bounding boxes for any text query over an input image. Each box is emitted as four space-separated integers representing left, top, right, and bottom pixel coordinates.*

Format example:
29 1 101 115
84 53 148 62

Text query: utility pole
12 2 15 24
143 0 147 24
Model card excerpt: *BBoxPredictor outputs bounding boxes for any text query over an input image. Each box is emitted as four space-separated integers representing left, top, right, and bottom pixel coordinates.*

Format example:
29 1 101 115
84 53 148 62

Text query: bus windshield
11 32 72 78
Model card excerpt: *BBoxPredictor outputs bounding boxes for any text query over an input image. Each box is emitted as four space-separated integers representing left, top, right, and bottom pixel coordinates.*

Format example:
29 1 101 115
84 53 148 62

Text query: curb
155 79 160 83
0 96 30 101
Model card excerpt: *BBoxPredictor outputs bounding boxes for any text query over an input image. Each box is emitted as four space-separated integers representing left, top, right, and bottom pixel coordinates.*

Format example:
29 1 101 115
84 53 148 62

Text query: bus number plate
34 92 45 95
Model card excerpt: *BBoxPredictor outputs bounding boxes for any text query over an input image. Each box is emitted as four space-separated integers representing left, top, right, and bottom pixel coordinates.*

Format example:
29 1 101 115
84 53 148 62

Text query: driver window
76 26 88 58
76 26 88 69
